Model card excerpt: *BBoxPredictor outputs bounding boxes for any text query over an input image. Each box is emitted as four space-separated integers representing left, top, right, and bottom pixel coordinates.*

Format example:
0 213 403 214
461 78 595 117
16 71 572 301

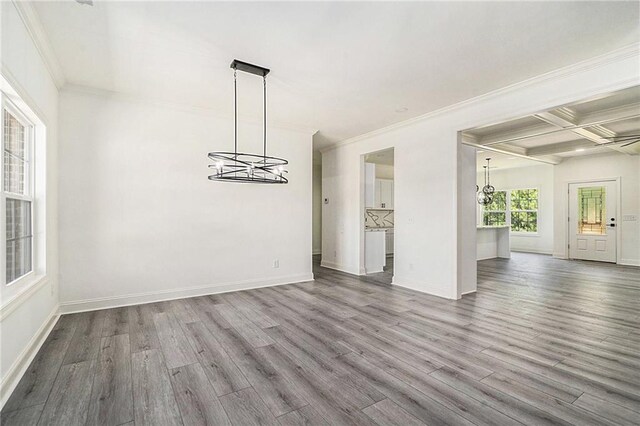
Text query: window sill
0 274 49 320
510 232 539 237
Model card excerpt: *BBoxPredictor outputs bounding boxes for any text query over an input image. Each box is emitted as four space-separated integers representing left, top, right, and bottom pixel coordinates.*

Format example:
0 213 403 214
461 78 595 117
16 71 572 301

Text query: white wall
312 160 322 254
58 90 313 311
0 1 60 407
553 152 640 266
477 164 555 254
322 45 639 299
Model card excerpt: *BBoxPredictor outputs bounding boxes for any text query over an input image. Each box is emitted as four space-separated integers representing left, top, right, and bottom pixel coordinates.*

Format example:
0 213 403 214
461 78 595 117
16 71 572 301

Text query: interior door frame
566 176 621 264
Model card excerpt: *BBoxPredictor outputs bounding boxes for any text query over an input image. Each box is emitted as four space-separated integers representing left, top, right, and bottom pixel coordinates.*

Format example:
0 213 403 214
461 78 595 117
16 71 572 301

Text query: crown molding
322 42 640 153
61 83 319 136
11 0 66 89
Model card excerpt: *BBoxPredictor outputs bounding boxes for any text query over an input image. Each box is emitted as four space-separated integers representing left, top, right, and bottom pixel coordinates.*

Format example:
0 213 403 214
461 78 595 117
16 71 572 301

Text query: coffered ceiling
466 86 640 170
27 1 640 150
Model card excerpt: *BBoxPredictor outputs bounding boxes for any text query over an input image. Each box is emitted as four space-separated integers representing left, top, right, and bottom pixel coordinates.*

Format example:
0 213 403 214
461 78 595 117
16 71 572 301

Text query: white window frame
2 95 36 286
481 187 539 235
509 188 539 235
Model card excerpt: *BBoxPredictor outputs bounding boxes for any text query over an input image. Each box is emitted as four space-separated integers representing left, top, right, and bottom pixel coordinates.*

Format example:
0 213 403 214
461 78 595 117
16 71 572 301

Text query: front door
569 180 617 263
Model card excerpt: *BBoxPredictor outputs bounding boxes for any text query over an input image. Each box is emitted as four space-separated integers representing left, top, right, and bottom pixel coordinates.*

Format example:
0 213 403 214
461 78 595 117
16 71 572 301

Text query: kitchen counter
477 226 510 260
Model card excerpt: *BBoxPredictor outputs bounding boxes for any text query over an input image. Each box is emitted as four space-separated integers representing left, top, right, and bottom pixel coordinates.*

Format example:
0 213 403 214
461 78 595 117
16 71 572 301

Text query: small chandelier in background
477 158 494 206
208 60 288 184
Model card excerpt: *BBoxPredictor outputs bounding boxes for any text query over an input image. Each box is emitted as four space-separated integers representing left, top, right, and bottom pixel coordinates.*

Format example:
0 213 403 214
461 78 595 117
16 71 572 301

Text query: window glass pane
483 212 506 226
6 198 31 238
4 151 26 194
5 199 32 283
511 189 538 210
511 211 538 232
6 237 32 283
578 186 605 235
486 191 506 211
3 109 27 194
3 109 26 158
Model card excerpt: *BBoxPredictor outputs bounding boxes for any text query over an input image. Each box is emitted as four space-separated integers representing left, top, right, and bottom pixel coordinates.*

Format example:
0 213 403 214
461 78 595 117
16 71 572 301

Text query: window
510 189 538 233
483 191 507 226
481 188 538 233
2 102 34 284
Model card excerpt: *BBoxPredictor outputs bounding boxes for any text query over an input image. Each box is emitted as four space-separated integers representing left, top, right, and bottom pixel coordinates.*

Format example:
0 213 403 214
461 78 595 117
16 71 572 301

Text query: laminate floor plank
169 362 231 426
573 393 640 426
362 398 426 426
219 388 279 426
38 360 95 426
277 405 328 426
102 307 130 337
153 311 198 369
213 326 308 417
184 321 250 396
62 310 107 365
0 403 43 426
128 304 161 353
215 303 276 348
87 334 133 426
3 252 638 425
131 349 182 425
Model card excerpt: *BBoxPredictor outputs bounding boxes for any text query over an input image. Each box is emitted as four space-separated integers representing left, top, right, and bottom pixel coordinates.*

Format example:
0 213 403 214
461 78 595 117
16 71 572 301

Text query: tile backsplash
365 209 394 229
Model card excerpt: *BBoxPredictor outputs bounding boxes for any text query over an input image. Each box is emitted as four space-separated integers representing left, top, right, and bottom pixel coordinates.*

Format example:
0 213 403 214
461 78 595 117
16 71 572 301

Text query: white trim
619 259 640 267
59 273 314 314
461 290 476 296
391 277 456 300
320 43 640 154
0 275 48 320
0 304 59 409
511 248 553 255
320 260 359 275
10 1 66 89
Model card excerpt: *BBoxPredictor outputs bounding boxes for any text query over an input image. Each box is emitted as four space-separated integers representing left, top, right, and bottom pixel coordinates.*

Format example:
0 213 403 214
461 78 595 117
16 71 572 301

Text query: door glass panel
578 186 606 235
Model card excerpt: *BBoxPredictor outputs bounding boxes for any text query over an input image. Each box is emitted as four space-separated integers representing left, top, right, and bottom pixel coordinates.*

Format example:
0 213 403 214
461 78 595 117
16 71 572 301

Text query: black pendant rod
234 68 238 156
263 75 267 161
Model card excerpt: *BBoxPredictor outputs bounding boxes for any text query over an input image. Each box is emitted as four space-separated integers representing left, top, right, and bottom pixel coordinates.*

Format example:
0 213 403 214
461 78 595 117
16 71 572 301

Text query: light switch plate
622 214 638 221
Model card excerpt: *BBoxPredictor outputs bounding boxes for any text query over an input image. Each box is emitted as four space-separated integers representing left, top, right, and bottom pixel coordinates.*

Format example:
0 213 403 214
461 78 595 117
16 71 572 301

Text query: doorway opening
459 85 638 296
362 148 394 284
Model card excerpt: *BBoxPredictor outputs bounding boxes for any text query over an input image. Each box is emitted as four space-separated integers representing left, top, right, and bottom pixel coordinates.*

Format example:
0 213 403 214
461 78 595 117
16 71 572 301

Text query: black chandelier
477 157 494 206
208 60 288 184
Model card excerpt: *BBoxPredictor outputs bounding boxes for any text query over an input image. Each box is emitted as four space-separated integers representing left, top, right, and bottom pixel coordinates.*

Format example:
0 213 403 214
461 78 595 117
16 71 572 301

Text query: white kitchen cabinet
385 229 394 255
365 163 376 208
375 178 394 209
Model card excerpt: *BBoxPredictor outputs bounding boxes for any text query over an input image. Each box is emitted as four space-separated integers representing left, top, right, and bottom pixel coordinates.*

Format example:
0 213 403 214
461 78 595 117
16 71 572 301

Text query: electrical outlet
273 260 279 268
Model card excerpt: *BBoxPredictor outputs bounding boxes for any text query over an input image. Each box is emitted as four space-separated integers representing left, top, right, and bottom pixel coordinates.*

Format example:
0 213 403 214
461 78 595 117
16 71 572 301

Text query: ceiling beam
479 113 640 146
461 139 561 165
534 109 615 145
526 139 595 156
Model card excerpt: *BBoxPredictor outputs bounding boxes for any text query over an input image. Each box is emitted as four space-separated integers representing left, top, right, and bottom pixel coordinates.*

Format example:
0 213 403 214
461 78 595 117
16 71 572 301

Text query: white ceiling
32 1 640 150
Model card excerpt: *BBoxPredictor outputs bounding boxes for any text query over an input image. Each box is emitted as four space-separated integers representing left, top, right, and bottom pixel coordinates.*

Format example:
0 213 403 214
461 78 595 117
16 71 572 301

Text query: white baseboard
59 273 314 314
1 305 59 410
461 289 477 296
619 259 640 267
391 277 455 300
511 248 553 255
320 260 359 275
